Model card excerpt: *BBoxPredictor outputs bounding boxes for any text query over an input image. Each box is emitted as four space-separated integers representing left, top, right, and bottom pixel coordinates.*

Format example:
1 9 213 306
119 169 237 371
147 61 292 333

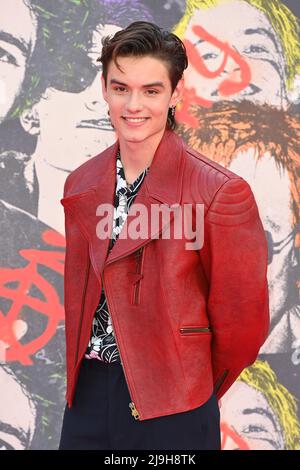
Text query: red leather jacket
61 129 269 421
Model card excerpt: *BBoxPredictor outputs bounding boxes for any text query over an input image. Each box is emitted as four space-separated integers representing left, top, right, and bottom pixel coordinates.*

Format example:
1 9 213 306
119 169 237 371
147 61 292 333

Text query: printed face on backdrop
22 24 120 173
183 0 287 109
227 148 299 352
0 0 37 124
221 381 284 450
0 366 36 450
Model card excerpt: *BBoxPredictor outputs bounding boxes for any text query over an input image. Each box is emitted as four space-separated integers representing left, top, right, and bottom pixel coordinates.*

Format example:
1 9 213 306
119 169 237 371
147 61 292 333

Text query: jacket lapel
106 130 186 265
61 142 117 282
61 129 186 281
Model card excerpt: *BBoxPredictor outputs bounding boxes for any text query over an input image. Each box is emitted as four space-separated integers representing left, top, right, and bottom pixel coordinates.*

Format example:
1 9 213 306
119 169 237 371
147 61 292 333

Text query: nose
125 92 143 113
223 62 241 77
221 45 241 76
84 75 105 112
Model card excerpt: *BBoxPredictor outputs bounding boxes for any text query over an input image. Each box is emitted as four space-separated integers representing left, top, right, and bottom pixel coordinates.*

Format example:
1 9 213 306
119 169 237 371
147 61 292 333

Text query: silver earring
170 106 176 117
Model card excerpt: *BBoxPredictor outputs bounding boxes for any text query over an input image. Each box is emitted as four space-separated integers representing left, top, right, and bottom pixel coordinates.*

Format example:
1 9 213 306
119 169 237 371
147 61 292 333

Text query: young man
59 21 269 450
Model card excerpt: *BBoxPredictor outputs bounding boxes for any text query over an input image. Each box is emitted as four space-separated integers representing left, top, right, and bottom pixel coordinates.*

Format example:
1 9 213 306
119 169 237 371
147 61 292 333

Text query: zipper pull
129 402 140 420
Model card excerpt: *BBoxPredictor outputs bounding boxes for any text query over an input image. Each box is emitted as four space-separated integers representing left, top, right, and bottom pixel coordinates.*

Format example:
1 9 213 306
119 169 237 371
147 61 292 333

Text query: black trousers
59 359 221 450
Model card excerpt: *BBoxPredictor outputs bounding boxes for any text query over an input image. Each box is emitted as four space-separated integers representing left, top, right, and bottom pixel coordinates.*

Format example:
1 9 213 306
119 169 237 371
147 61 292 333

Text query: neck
34 153 68 235
118 128 167 178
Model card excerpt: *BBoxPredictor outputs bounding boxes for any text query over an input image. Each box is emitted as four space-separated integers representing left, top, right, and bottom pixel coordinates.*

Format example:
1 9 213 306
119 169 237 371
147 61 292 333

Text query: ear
101 74 108 103
20 105 40 136
170 77 184 108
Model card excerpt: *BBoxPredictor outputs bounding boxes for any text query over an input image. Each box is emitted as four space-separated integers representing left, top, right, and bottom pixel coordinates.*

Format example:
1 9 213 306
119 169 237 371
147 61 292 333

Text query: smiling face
101 54 182 148
183 0 287 108
0 0 37 123
21 24 121 173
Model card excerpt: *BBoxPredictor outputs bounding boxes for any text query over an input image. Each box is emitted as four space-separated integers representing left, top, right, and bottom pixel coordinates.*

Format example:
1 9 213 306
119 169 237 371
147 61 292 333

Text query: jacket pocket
179 326 212 335
131 247 145 305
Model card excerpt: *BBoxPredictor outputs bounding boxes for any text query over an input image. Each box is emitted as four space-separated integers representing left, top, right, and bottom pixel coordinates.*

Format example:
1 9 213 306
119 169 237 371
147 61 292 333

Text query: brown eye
114 86 126 92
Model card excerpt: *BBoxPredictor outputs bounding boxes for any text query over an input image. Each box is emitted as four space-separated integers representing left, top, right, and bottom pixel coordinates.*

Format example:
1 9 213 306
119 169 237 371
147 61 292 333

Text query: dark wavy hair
98 21 188 130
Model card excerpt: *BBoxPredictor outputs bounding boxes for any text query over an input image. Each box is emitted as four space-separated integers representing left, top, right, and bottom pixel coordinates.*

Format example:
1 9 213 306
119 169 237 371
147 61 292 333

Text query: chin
123 132 147 143
126 136 145 142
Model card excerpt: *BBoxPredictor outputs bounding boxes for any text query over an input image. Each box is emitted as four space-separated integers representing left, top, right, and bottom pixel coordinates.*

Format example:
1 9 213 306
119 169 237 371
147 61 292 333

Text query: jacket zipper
102 272 140 420
180 326 212 334
133 247 144 305
74 258 91 365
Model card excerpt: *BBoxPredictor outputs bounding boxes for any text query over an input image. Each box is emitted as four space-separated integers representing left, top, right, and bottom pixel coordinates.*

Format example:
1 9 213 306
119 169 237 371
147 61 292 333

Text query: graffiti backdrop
0 0 299 449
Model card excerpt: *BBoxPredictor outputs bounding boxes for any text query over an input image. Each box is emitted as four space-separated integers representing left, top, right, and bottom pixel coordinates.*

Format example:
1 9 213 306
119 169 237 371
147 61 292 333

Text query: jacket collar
61 129 186 281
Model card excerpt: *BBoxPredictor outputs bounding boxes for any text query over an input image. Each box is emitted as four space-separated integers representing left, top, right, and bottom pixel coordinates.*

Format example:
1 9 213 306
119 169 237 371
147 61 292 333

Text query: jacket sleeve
60 173 91 400
200 176 269 400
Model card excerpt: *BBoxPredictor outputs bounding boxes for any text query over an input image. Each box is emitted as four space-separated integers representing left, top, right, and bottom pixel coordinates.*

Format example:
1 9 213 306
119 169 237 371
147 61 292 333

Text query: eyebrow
0 31 29 57
0 421 28 447
243 407 278 430
244 28 279 52
194 27 278 51
109 79 165 88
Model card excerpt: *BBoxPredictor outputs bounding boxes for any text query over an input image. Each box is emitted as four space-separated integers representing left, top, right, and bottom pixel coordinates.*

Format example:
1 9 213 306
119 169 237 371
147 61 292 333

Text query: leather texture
61 129 269 421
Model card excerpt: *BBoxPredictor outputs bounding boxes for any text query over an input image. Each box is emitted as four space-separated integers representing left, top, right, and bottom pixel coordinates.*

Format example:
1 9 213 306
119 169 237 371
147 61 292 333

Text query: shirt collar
116 149 149 196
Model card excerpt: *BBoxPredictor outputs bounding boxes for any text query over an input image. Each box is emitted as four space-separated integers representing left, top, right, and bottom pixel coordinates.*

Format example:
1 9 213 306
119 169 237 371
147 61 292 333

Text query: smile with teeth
123 117 148 122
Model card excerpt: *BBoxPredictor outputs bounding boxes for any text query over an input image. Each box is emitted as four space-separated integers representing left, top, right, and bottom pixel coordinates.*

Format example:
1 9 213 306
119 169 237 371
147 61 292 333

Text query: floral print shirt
85 149 149 363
